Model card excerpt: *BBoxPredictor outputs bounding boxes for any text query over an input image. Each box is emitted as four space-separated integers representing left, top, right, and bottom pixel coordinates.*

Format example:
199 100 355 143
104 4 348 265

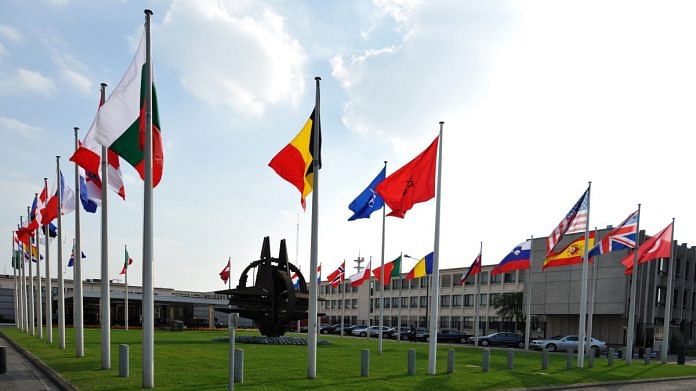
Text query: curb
524 375 696 390
0 331 78 391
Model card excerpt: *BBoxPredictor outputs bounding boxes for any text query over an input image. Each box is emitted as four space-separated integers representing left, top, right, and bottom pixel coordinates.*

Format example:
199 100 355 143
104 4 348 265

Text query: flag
460 251 482 284
375 137 438 218
349 261 371 287
219 260 231 284
24 243 42 262
372 255 402 286
543 233 595 270
622 221 673 271
291 272 300 290
68 243 86 267
492 241 531 275
120 246 134 275
57 171 76 216
317 263 322 285
546 187 589 255
327 261 345 288
94 32 164 187
347 167 386 221
69 97 126 199
268 108 321 209
405 252 434 280
39 223 57 245
79 168 100 213
27 185 49 231
588 210 639 259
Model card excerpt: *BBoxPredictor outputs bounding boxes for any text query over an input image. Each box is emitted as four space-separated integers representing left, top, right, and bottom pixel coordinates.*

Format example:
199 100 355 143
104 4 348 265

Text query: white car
530 335 607 352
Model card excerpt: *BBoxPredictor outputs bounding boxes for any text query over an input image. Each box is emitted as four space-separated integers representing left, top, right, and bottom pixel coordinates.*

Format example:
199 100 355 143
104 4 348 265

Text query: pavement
0 331 60 391
571 378 696 390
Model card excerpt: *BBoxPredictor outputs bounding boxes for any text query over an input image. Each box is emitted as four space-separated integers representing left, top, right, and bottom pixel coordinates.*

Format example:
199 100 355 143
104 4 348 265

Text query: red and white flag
546 187 589 255
219 260 231 284
349 261 371 287
326 261 345 288
622 221 673 272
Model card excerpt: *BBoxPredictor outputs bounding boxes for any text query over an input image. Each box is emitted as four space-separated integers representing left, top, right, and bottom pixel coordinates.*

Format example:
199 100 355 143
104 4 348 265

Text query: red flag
375 136 438 218
622 221 673 272
326 262 345 288
219 260 231 284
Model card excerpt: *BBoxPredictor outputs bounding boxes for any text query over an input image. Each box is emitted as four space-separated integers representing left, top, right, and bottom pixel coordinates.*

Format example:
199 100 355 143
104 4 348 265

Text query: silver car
530 335 607 352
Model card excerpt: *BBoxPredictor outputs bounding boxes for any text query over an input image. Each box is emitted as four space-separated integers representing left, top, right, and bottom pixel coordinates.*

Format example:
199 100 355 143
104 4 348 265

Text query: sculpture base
213 336 332 345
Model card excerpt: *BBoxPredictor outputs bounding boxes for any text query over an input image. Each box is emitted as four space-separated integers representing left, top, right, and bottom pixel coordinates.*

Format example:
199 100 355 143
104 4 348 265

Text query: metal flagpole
306 76 321 379
12 232 18 329
341 264 345 337
427 121 444 375
626 204 642 364
98 82 111 369
398 252 403 342
379 161 387 354
36 207 43 339
367 256 372 340
661 218 676 363
296 213 301 333
577 181 591 368
125 245 129 331
474 247 480 348
73 126 85 357
56 156 66 349
20 218 27 333
524 236 534 351
44 178 53 344
28 207 35 336
586 227 599 355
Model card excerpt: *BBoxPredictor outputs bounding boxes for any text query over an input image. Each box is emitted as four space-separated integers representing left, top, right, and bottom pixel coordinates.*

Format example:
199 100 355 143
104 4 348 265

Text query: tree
491 292 525 329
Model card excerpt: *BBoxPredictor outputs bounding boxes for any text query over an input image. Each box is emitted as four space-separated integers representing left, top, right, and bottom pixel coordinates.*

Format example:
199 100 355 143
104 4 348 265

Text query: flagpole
73 126 85 357
524 236 533 351
36 207 43 340
427 121 444 375
474 242 481 347
142 9 155 388
20 218 27 333
586 227 599 355
125 245 129 331
296 213 301 333
12 232 18 329
661 218 676 363
577 181 591 368
625 204 642 364
341 263 345 337
96 82 111 368
44 178 53 344
27 207 35 336
398 252 403 342
378 161 387 354
57 156 66 348
367 256 372 340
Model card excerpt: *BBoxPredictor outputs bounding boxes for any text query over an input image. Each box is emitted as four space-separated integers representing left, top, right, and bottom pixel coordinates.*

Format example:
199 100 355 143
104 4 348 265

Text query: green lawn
3 327 696 390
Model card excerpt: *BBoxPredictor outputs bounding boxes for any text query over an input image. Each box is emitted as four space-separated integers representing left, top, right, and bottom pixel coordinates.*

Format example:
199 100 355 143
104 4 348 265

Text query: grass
3 326 696 390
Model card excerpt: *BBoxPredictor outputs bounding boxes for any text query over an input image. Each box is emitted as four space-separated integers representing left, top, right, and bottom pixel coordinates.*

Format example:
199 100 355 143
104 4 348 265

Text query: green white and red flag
120 246 134 275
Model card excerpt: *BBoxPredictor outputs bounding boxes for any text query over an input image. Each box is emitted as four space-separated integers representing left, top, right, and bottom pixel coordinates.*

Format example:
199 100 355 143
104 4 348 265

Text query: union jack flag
546 187 589 255
588 210 639 259
327 261 345 288
291 272 300 290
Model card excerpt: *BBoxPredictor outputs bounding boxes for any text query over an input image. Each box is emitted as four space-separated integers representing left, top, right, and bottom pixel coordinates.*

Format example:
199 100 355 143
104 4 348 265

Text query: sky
2 0 696 293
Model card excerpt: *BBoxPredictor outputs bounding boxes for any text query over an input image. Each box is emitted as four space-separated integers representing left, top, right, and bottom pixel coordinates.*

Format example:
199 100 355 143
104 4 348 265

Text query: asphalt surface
572 378 696 390
0 332 59 391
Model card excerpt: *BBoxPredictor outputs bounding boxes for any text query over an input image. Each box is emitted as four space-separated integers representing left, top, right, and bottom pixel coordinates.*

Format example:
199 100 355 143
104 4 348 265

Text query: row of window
320 293 511 311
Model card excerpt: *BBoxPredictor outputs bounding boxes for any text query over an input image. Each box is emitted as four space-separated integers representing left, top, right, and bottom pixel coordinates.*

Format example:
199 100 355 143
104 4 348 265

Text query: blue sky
2 0 696 292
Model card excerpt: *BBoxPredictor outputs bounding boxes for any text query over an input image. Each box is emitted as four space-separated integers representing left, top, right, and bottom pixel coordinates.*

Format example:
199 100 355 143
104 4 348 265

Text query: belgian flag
269 108 322 209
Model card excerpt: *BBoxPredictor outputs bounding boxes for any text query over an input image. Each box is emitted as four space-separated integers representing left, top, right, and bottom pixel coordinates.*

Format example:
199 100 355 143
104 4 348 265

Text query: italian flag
120 246 134 275
372 255 402 287
95 32 163 187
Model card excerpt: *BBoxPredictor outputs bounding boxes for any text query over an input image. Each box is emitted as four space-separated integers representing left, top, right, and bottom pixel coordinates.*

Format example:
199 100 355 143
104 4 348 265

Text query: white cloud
0 24 23 44
0 68 57 97
0 116 43 138
52 51 93 94
156 0 307 116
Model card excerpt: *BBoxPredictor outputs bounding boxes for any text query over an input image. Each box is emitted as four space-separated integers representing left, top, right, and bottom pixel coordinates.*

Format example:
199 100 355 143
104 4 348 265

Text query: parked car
421 329 471 344
468 332 525 348
332 324 358 335
390 327 412 340
351 326 369 337
185 318 209 328
529 335 607 352
415 328 431 340
300 323 333 333
352 326 394 337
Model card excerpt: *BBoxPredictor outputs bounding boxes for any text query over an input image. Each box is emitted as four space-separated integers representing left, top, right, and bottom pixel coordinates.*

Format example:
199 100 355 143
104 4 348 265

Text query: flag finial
144 9 153 15
315 76 321 81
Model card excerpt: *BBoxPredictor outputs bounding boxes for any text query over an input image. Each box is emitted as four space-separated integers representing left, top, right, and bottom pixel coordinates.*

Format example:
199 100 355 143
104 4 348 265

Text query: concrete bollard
482 348 490 373
234 349 244 383
588 348 595 368
644 348 651 364
361 349 369 377
542 349 549 370
119 344 129 378
0 346 6 374
608 348 614 366
507 349 514 370
566 349 573 369
408 349 416 375
447 349 455 373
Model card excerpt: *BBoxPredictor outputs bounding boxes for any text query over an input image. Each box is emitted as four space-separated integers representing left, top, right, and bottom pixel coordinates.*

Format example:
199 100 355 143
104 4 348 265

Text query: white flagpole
474 245 480 347
427 121 444 375
398 252 403 342
36 206 43 340
57 156 66 349
585 227 599 355
44 178 53 344
296 214 301 333
661 218 676 363
577 182 591 368
142 9 155 388
367 256 372 340
19 218 27 333
125 245 129 331
306 76 321 379
626 205 642 364
28 207 35 336
12 232 19 329
341 264 345 337
73 127 85 357
524 236 534 351
378 161 387 354
98 82 111 369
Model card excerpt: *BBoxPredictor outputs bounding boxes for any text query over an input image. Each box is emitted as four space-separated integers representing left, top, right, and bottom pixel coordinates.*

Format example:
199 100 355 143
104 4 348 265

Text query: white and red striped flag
326 261 345 288
546 187 589 255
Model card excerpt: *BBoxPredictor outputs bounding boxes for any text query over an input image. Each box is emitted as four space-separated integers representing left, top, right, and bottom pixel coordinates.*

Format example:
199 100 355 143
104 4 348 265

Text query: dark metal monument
215 236 315 337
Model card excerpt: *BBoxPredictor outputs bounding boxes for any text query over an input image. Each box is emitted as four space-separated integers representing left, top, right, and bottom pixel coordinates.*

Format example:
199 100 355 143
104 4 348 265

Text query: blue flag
79 174 98 213
347 167 386 221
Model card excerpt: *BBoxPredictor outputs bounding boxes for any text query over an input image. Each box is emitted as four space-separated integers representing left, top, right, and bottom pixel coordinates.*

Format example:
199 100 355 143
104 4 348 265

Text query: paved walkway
573 378 696 390
0 332 59 391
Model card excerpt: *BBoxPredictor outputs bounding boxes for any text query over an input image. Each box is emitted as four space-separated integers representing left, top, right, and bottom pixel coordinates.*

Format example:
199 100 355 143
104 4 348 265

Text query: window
352 299 358 308
420 277 429 289
683 290 689 309
451 316 461 331
504 273 516 283
402 279 409 289
410 296 418 308
659 258 668 274
673 289 679 308
656 287 666 306
440 316 450 329
479 293 488 307
463 316 473 329
464 272 475 285
440 295 451 308
345 299 351 309
375 282 381 292
420 296 428 308
441 274 452 288
480 271 489 285
375 298 380 309
676 259 681 276
418 316 427 328
401 297 408 308
489 316 500 331
410 279 419 289
686 261 691 279
392 278 400 290
452 294 462 307
384 298 390 308
338 283 343 293
463 294 474 307
692 292 696 311
338 300 342 309
392 297 399 308
490 273 502 284
490 293 501 306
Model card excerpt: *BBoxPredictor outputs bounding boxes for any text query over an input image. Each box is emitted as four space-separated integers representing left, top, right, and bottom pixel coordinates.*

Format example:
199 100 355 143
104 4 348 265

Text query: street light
403 253 429 330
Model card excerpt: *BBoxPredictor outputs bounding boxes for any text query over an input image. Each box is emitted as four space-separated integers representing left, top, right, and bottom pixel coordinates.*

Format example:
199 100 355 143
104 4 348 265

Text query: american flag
327 261 345 288
546 188 589 255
